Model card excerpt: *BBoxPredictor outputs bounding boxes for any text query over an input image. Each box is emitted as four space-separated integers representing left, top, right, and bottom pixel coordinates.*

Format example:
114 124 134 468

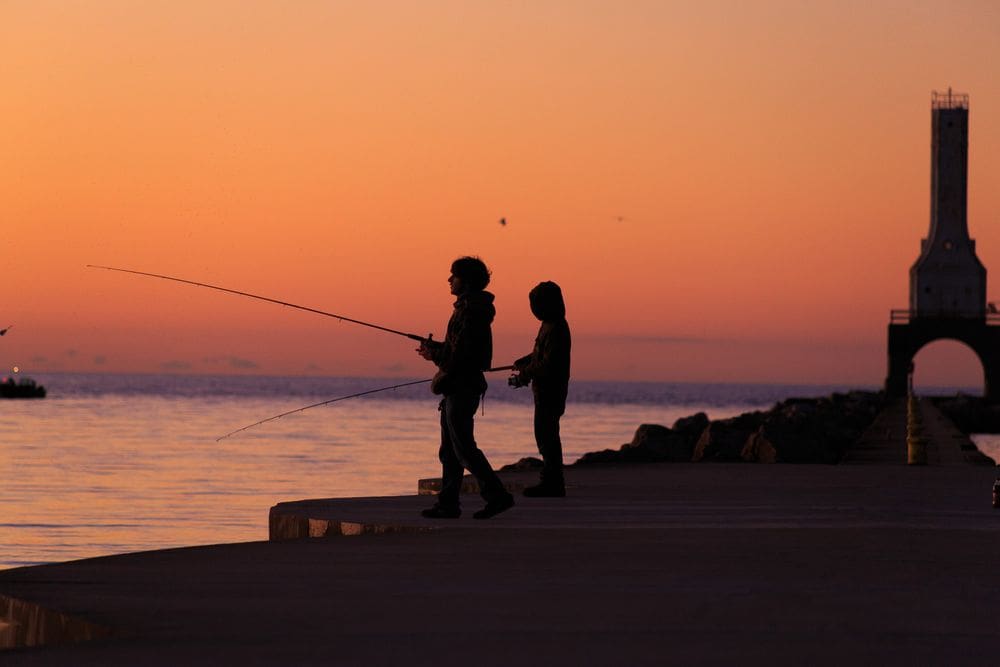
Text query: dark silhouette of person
510 281 571 497
417 256 515 519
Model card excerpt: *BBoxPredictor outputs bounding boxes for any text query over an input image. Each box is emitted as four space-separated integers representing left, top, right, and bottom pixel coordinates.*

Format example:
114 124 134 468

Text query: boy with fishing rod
416 256 515 520
88 264 520 470
508 281 571 497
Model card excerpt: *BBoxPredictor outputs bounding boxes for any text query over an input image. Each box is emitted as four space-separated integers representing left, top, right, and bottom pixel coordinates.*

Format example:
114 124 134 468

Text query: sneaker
421 504 461 519
472 494 515 520
523 483 565 498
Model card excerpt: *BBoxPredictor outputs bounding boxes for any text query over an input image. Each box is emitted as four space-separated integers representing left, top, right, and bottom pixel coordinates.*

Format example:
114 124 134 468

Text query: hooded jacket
515 282 571 409
430 290 495 395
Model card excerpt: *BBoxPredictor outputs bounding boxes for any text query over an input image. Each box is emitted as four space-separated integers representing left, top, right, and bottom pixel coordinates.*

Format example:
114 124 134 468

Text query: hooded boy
417 256 515 519
511 281 571 496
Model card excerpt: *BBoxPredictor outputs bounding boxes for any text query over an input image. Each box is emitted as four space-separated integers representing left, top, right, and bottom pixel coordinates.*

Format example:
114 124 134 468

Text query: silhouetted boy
511 281 571 497
417 256 515 520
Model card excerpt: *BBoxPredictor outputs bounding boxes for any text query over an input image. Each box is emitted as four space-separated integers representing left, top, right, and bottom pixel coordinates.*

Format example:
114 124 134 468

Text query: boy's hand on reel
416 334 441 360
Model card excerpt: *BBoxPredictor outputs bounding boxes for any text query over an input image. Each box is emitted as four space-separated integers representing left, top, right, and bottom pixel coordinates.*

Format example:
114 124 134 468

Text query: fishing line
218 366 515 441
87 264 428 342
216 378 431 441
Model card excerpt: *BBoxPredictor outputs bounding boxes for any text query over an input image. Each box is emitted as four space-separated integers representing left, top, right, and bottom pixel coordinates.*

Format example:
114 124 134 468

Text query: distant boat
1 376 46 399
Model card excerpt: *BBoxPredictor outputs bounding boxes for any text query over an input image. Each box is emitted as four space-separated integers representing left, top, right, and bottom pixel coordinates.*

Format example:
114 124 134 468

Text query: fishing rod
86 265 429 342
0 324 11 336
217 365 515 441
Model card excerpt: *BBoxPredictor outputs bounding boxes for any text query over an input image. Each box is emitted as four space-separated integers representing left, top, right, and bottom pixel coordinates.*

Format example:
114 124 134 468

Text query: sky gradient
3 1 1000 386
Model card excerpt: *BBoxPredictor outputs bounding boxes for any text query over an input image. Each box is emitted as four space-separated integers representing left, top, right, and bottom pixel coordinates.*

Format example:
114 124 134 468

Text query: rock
692 412 765 462
626 423 695 462
934 395 1000 433
571 391 883 467
574 448 628 465
672 412 710 441
499 456 544 472
574 413 709 466
630 423 672 451
741 427 778 463
752 392 883 463
576 412 709 465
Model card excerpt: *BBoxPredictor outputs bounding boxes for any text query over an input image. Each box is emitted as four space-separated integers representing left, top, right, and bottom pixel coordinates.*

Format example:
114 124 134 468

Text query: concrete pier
2 460 999 665
850 397 994 465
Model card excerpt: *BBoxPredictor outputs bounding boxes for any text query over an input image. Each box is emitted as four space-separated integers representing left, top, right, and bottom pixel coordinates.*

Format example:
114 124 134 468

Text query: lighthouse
886 90 1000 401
909 89 986 319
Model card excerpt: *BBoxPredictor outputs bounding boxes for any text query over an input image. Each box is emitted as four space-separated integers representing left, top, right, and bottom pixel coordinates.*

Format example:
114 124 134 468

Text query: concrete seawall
0 594 111 650
3 463 998 664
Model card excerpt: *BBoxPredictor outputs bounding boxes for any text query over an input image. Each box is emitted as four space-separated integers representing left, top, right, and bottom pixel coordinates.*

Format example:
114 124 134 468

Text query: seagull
499 217 507 227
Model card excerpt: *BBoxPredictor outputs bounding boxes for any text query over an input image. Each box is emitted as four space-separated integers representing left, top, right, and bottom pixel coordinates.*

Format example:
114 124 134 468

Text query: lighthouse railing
890 309 1000 324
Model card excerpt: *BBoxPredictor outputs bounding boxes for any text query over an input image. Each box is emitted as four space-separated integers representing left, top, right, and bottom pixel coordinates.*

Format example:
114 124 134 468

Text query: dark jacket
515 282 571 409
430 290 495 395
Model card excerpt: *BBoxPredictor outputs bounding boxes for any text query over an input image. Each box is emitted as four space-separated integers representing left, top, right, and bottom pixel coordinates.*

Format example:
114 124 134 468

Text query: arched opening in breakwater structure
885 318 1000 402
911 339 985 397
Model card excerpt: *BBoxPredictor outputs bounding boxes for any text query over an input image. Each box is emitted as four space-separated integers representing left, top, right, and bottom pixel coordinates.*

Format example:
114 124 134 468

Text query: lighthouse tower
909 89 986 319
886 90 1000 401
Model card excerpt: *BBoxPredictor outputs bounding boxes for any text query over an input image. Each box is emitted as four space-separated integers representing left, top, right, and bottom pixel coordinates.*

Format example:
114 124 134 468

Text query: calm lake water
5 373 989 570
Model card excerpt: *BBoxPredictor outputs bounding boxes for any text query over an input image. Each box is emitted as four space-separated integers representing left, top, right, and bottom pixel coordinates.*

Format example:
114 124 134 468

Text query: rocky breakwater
932 395 1000 434
571 391 885 466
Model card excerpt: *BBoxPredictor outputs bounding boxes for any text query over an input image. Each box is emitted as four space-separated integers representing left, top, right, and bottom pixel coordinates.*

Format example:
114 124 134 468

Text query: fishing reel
508 372 529 388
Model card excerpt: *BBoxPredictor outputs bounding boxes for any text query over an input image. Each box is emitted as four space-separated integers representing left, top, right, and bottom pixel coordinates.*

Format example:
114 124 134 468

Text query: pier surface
3 454 1000 665
850 397 992 465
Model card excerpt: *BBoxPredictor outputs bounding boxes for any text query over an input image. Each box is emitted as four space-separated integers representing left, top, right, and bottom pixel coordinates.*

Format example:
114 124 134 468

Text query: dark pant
436 393 508 508
534 401 565 485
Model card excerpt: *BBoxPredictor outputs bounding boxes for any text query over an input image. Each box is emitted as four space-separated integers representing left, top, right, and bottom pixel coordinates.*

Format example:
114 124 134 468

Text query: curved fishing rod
217 366 515 441
87 265 428 342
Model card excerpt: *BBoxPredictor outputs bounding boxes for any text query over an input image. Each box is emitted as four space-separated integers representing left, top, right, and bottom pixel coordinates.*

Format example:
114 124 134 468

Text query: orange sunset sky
3 1 999 386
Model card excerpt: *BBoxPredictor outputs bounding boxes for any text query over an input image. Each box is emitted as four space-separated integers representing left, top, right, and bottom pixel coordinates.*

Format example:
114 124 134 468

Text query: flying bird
499 217 507 227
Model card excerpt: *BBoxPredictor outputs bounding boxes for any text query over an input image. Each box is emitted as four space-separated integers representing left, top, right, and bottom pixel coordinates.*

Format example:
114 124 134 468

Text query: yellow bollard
907 434 928 465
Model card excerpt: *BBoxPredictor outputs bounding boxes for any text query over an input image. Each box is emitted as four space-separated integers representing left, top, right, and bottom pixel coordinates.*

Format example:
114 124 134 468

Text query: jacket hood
457 290 496 321
529 281 565 321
